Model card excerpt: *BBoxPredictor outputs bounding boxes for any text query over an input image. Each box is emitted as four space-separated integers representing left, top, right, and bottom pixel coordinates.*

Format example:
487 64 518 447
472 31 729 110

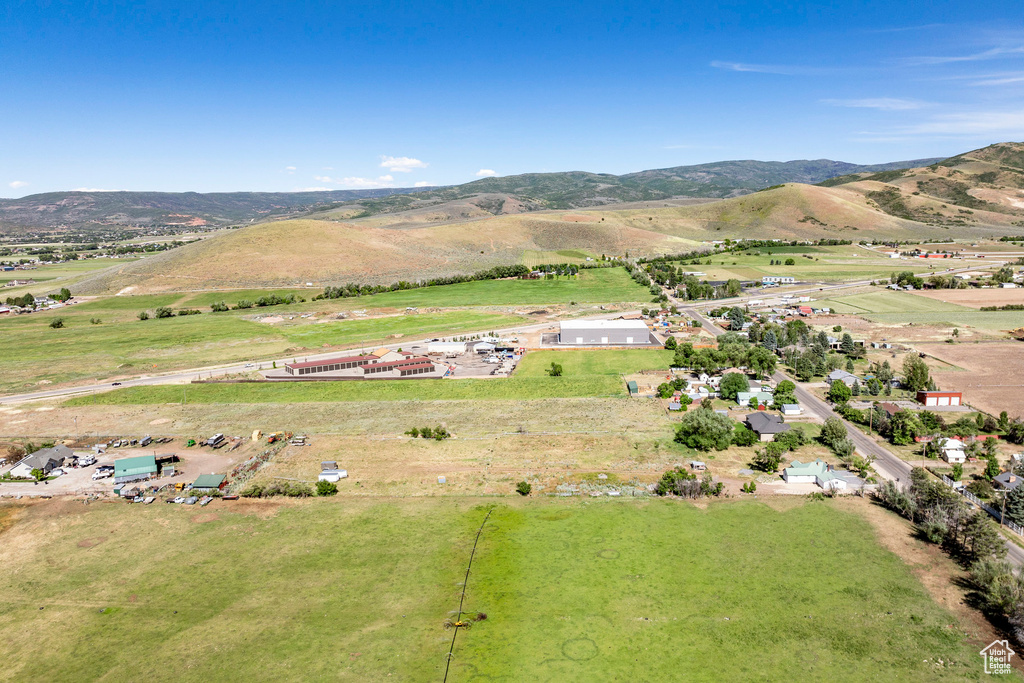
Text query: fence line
940 474 1024 536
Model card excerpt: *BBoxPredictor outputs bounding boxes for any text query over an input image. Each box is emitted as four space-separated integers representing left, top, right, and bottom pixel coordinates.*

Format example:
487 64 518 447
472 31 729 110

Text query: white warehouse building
558 319 652 346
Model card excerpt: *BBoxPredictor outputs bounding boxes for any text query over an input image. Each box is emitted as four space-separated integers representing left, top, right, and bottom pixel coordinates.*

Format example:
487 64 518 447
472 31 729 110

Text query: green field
326 267 651 309
813 290 972 314
0 305 522 395
66 375 627 405
0 498 983 681
516 349 673 377
0 259 139 296
866 311 1024 330
679 245 939 283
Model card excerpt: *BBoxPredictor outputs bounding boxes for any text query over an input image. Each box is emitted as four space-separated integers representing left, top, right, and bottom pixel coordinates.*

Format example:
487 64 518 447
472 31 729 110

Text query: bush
89 317 102 324
547 362 563 377
177 308 201 316
210 301 229 312
138 311 149 321
741 481 757 493
316 480 338 496
240 481 313 498
49 317 64 329
732 424 758 447
154 306 174 319
515 481 532 496
234 300 254 310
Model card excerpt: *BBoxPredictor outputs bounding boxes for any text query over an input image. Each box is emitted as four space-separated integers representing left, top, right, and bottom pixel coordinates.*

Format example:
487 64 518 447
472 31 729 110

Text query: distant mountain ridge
0 156 941 234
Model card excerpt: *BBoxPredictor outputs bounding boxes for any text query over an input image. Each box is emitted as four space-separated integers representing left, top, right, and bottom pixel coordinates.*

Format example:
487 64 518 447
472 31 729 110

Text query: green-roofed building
627 381 638 396
114 455 158 484
192 474 227 492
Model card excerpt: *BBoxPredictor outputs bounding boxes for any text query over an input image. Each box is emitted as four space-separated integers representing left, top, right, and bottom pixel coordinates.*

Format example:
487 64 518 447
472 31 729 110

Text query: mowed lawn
65 375 627 405
516 349 673 377
0 499 982 682
0 302 522 395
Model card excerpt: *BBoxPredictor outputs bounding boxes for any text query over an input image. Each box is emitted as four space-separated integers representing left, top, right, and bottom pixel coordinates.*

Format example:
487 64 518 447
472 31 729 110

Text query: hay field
813 290 971 314
917 342 1024 418
913 288 1024 309
0 497 984 682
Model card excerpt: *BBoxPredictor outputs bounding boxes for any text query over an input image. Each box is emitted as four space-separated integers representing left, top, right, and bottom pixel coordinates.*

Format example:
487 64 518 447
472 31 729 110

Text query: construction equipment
442 619 472 631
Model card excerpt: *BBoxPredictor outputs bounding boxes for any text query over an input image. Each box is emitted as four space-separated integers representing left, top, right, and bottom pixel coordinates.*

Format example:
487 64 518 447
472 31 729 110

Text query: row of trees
670 335 776 379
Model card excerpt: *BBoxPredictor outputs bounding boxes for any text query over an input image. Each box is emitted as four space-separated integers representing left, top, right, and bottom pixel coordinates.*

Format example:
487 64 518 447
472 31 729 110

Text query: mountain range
0 157 941 235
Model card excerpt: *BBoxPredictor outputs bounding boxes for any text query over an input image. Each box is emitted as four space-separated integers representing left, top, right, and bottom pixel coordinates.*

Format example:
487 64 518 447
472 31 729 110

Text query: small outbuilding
191 474 227 492
916 390 962 407
781 404 802 416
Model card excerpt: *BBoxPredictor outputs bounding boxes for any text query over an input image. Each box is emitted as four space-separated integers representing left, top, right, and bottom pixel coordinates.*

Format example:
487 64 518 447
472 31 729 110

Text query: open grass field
672 245 940 284
1 259 139 296
0 302 523 395
515 349 673 377
324 268 651 309
913 288 1024 309
813 290 972 314
0 497 985 682
66 376 628 405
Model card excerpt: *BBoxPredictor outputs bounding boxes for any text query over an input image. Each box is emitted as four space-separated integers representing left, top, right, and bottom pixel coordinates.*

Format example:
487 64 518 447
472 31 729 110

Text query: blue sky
2 1 1024 196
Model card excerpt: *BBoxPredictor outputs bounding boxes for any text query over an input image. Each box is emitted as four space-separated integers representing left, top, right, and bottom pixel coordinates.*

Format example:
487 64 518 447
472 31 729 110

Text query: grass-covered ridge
0 498 982 681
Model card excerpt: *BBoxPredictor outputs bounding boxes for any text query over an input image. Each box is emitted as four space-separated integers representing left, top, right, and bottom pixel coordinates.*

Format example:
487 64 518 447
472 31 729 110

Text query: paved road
688 304 1024 566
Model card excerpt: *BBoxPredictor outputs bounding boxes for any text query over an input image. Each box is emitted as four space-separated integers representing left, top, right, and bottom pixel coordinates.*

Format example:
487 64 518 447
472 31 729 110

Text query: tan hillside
73 215 694 294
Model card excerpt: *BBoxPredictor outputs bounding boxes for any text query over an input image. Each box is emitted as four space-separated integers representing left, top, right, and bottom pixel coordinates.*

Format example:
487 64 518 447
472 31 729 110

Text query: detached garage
916 390 962 407
558 320 651 346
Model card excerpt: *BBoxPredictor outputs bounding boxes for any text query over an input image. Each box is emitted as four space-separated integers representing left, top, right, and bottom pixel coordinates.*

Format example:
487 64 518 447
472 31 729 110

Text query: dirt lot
915 342 1024 419
0 436 256 498
913 288 1024 309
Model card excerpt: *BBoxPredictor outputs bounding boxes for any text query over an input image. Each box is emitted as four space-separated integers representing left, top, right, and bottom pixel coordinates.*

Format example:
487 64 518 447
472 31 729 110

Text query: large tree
902 355 931 393
719 372 750 401
674 410 736 452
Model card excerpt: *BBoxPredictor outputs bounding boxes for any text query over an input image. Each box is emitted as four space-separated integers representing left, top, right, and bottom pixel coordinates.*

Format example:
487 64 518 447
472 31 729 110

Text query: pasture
515 349 673 377
812 290 971 314
65 375 628 405
0 497 983 682
0 258 139 295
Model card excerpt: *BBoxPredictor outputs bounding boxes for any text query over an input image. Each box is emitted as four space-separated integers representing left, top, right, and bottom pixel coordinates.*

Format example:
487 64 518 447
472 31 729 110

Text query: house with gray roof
7 445 71 479
745 413 791 442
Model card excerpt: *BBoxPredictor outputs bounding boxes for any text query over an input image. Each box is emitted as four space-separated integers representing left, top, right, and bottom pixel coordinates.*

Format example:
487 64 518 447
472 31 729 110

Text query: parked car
244 363 255 368
49 468 65 477
92 470 112 480
111 382 122 386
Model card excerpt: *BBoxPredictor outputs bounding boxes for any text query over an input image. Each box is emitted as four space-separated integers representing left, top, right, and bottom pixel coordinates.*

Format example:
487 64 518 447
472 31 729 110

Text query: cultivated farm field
0 497 986 682
917 342 1024 419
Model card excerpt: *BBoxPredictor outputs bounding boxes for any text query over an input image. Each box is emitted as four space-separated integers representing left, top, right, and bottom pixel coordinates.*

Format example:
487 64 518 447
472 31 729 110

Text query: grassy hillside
71 216 693 294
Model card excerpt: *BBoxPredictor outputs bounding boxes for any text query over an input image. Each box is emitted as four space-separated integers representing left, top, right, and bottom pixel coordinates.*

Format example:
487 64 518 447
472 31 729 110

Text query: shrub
515 481 532 496
234 300 254 310
177 308 201 316
547 362 563 377
210 301 229 312
138 311 149 321
49 317 64 329
316 480 338 496
741 481 757 493
732 424 758 447
240 481 313 498
89 317 102 324
154 306 174 319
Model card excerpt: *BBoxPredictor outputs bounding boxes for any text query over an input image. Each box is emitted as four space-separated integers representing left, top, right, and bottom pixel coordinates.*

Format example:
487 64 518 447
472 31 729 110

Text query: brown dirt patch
913 289 1024 309
916 342 1024 419
190 513 220 524
77 537 106 548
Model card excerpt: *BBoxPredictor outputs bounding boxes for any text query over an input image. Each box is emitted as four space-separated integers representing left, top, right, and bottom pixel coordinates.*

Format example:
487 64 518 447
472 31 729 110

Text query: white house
938 437 966 464
826 369 859 388
781 404 802 416
782 460 848 490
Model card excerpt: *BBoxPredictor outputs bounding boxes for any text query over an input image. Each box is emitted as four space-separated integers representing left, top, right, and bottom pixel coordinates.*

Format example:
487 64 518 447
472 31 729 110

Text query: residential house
994 472 1024 492
7 445 72 479
737 390 774 407
745 412 791 442
937 437 967 464
782 460 848 490
826 369 859 388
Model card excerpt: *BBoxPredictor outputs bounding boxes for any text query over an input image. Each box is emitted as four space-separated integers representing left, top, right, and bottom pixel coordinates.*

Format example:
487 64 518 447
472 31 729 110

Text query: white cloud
284 166 296 174
414 181 432 187
822 98 931 111
475 169 497 177
379 155 428 172
971 72 1024 86
904 45 1024 66
899 109 1024 135
314 175 334 183
340 175 395 188
8 180 28 189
